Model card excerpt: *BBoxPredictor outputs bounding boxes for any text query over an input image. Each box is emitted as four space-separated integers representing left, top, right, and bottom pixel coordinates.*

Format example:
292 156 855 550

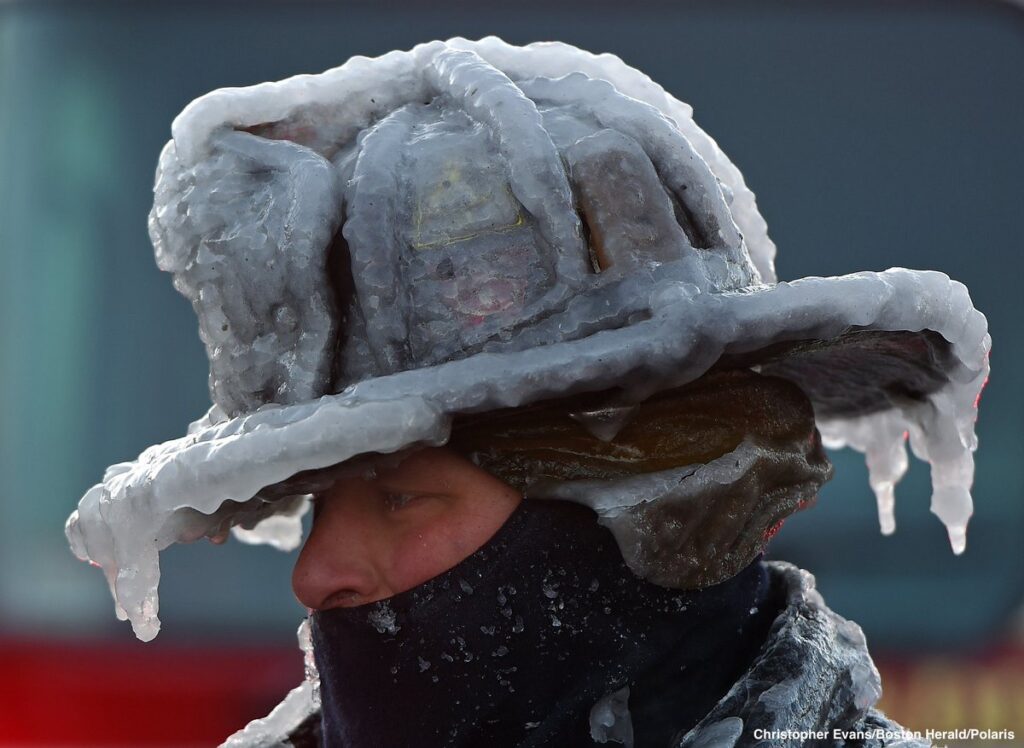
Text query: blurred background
1 0 1022 745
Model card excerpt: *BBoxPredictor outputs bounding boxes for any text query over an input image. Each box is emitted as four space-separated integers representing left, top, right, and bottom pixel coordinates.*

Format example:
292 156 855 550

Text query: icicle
820 411 908 535
819 354 988 554
905 386 980 555
231 494 310 551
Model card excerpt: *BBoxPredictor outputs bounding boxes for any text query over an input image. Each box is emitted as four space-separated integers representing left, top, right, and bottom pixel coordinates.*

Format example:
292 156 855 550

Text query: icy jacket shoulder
675 562 928 748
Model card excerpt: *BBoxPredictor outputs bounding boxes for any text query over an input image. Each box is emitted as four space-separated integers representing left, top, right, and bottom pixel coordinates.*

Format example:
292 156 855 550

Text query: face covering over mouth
311 500 779 747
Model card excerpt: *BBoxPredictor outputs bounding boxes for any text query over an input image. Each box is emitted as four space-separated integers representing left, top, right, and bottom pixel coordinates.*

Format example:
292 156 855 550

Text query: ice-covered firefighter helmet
66 37 989 642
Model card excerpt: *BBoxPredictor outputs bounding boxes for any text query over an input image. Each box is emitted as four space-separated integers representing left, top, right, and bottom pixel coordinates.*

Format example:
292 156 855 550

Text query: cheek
386 513 482 592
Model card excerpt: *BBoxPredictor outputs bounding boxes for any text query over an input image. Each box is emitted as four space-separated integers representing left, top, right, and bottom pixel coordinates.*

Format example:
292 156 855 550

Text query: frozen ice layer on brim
67 268 988 641
66 396 452 641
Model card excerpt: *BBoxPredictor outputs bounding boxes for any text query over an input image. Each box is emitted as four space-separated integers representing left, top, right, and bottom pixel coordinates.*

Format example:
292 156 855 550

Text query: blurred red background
2 637 1023 746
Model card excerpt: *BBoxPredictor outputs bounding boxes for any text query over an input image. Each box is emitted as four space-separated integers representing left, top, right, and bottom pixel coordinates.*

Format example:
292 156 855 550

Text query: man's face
291 447 522 611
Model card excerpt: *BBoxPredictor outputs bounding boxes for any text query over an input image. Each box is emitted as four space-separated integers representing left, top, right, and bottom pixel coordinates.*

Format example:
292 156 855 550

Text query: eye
382 492 422 511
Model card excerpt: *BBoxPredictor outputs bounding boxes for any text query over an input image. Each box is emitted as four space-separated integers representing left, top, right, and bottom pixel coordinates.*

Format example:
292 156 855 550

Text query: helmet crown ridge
150 40 757 417
424 49 589 283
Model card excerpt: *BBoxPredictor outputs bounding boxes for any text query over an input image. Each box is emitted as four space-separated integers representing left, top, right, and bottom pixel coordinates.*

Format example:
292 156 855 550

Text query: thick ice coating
590 686 634 747
150 133 344 417
66 37 990 641
675 563 891 747
220 620 320 747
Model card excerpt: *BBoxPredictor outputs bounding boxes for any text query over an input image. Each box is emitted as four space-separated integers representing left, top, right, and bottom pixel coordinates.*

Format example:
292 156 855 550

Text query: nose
291 502 388 610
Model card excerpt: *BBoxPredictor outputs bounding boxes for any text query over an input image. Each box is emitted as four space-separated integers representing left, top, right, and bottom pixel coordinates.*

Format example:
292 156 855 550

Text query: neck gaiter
311 500 778 748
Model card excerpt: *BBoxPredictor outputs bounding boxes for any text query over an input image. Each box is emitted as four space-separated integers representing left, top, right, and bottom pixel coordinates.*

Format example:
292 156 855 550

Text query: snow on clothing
235 501 926 748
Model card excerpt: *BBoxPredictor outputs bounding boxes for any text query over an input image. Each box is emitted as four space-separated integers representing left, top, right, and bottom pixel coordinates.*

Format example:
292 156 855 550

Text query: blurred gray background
1 0 1022 657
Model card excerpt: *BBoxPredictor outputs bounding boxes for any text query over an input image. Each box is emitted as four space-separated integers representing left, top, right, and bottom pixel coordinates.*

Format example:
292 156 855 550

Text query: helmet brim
65 267 989 641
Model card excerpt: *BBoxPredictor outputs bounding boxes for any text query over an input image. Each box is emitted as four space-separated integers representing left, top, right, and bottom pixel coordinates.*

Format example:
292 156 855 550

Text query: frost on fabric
367 600 401 635
66 37 989 641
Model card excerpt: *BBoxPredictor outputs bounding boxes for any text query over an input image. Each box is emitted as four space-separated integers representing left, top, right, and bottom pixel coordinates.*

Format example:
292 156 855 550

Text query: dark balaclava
311 499 779 747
